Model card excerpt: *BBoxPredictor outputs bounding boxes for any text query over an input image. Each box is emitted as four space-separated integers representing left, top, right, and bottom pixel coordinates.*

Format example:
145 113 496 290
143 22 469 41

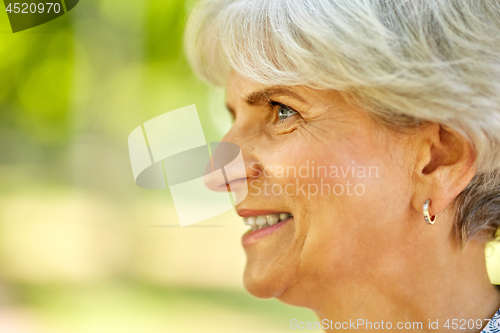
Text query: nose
203 140 261 203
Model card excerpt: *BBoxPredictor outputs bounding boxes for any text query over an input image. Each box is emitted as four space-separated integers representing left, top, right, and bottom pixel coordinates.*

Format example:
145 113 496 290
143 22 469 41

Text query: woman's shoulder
481 286 500 333
481 307 500 333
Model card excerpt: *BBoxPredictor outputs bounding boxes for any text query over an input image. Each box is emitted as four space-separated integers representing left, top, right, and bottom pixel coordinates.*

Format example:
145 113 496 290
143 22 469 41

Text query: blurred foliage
0 0 216 172
0 11 73 164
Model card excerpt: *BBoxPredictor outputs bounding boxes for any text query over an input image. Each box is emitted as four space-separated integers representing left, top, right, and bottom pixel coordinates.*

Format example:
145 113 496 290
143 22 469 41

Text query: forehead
225 71 262 103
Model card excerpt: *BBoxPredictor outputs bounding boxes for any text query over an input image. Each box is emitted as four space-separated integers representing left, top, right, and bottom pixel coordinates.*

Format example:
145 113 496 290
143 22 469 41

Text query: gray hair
184 0 500 242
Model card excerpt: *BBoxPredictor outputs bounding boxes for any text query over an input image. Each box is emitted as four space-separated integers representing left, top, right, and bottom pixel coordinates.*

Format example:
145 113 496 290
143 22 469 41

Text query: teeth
256 216 267 227
279 213 291 221
243 216 256 228
243 212 293 230
267 214 279 225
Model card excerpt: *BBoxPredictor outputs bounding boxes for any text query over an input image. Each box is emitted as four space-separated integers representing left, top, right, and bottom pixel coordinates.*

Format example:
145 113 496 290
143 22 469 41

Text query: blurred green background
0 1 498 332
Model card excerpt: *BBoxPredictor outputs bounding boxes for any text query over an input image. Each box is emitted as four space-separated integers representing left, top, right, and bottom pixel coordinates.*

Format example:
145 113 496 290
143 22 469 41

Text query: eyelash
269 101 299 124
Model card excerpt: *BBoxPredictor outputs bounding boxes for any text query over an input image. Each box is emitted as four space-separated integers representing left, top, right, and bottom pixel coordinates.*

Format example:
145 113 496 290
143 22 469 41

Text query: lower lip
241 217 293 247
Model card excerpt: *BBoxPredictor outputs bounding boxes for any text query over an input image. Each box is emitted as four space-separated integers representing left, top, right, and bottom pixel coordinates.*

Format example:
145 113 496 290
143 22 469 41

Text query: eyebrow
225 86 306 119
245 86 306 105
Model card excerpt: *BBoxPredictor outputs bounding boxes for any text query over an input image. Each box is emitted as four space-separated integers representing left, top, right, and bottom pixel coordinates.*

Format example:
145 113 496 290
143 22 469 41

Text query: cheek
267 130 413 270
267 133 397 202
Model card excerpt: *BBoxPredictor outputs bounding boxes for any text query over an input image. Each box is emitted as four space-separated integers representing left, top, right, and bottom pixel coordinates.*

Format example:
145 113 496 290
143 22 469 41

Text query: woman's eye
275 103 298 121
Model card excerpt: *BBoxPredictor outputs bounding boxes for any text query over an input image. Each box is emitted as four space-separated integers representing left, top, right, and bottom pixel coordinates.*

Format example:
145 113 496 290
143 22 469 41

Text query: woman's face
219 72 422 307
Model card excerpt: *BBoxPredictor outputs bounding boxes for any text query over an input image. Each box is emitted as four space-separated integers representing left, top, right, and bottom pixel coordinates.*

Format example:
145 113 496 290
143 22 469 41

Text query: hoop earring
423 199 436 224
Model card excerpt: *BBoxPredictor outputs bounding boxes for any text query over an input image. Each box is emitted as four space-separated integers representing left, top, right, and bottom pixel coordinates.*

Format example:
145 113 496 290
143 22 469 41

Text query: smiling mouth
243 213 293 231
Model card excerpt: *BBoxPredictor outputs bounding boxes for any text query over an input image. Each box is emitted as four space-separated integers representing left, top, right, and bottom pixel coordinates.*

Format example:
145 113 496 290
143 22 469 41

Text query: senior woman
185 0 500 331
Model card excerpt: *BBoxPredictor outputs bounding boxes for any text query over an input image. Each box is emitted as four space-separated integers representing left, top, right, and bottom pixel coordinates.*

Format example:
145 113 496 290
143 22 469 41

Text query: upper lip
237 209 289 217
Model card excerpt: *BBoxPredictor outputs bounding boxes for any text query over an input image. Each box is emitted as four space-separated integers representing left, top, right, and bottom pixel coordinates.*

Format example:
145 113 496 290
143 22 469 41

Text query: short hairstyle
184 0 500 242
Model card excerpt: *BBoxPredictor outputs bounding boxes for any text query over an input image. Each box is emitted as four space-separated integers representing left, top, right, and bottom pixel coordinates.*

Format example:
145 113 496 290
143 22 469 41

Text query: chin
243 264 283 299
243 264 319 310
242 258 295 299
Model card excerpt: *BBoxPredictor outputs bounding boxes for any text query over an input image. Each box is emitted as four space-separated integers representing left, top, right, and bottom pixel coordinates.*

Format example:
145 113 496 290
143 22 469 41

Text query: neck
280 236 500 333
313 240 500 332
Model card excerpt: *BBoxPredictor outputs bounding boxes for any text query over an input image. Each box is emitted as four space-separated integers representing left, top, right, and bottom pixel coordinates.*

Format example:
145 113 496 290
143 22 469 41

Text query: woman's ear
411 123 477 218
